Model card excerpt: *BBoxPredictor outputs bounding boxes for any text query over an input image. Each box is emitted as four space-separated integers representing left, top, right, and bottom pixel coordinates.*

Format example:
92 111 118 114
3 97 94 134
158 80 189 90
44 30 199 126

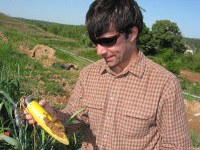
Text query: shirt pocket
120 107 155 138
84 97 104 131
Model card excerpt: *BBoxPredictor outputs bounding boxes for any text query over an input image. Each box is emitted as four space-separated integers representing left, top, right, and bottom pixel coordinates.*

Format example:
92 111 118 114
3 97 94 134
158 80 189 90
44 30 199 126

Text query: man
25 0 192 149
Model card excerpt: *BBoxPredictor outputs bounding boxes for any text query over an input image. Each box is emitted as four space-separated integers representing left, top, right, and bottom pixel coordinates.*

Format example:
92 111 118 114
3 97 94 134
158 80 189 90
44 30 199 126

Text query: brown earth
19 44 57 67
185 100 200 136
0 32 8 43
181 70 200 137
181 70 200 139
181 70 200 83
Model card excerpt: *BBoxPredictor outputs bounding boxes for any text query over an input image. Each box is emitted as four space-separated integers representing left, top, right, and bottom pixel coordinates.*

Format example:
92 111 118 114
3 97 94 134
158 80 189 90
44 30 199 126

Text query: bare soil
185 100 200 136
0 32 8 43
19 44 57 67
181 70 200 83
180 70 200 138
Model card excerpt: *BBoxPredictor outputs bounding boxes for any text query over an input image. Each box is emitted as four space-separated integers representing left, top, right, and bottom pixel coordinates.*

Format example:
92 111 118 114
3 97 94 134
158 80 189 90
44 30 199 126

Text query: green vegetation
0 90 83 150
138 20 186 55
0 41 64 96
181 53 200 72
19 18 92 47
181 78 200 98
0 13 200 149
191 132 200 147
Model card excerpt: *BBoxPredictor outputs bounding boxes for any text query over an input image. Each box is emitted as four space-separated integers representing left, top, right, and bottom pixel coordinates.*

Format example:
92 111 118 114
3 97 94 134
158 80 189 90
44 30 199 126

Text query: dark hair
86 0 143 41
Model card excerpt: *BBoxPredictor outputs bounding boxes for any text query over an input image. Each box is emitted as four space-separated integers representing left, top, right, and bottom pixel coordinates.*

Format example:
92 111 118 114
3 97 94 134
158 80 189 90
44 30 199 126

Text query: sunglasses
92 32 123 47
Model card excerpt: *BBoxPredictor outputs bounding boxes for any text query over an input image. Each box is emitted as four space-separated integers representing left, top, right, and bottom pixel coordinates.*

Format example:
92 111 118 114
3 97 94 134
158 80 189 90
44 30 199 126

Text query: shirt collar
128 51 146 78
100 51 146 78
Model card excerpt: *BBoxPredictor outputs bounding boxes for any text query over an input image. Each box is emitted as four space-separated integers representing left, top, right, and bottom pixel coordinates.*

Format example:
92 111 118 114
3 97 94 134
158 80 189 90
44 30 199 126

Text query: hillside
0 12 200 101
0 12 200 96
0 13 60 39
0 13 94 107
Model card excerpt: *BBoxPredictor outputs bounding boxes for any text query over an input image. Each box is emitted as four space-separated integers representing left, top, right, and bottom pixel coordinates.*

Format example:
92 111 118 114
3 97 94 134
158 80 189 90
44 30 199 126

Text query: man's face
94 30 135 72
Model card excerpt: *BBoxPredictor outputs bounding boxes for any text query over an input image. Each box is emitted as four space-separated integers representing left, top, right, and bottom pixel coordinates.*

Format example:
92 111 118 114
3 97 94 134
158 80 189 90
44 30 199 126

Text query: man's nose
96 44 107 56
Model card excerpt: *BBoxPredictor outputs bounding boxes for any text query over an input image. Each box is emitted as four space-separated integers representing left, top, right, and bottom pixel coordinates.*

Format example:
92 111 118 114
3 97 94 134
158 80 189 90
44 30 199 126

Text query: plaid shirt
62 51 192 150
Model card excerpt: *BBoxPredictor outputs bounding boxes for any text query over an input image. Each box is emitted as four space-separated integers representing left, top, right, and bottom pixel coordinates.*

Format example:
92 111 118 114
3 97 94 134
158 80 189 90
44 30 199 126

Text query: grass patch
191 132 200 148
181 78 200 98
0 41 78 97
79 48 101 62
55 48 91 68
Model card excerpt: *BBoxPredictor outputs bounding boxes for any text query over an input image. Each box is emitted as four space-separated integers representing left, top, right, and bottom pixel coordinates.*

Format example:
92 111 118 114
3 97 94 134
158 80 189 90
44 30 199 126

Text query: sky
0 0 200 39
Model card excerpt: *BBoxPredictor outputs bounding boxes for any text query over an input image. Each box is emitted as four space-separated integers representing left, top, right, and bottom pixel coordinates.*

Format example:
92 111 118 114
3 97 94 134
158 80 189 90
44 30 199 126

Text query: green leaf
64 120 80 126
0 91 15 122
0 101 3 110
68 108 85 121
0 135 22 150
0 127 11 132
64 108 85 126
0 91 15 105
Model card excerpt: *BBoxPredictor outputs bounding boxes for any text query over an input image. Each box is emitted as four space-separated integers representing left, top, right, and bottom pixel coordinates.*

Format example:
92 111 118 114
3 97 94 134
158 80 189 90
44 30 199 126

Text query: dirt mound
0 32 8 43
181 70 200 83
31 44 56 66
19 44 57 66
31 44 55 59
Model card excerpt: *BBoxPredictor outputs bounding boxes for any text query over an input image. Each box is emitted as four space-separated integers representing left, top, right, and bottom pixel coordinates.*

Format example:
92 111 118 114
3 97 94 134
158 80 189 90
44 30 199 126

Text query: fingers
39 100 57 118
25 115 36 124
27 118 36 124
25 114 33 120
39 99 46 107
23 109 36 124
39 99 51 111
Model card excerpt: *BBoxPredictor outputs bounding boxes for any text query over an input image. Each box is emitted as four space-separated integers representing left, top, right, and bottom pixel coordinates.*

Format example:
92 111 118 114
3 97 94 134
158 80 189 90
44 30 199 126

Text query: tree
151 20 186 53
138 23 157 55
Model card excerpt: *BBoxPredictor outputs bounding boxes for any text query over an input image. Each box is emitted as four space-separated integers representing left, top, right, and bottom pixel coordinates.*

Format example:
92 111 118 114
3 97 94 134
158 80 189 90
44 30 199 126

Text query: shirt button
110 97 113 100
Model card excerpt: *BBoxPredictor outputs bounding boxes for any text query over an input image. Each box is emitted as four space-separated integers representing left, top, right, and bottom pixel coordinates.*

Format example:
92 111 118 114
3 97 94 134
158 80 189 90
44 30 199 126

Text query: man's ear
130 26 138 41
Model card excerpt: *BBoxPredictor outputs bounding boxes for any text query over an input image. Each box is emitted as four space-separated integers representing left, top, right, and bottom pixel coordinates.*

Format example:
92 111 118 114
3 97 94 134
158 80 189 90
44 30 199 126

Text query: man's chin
106 62 117 68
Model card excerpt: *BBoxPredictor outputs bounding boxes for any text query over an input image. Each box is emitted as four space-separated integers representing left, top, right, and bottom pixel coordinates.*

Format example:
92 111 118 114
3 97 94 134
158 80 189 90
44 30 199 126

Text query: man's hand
23 99 58 124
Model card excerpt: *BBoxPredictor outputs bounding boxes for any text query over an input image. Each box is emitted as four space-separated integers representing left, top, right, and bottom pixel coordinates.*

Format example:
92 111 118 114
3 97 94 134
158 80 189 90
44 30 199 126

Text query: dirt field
185 100 200 135
180 70 200 136
181 70 200 83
